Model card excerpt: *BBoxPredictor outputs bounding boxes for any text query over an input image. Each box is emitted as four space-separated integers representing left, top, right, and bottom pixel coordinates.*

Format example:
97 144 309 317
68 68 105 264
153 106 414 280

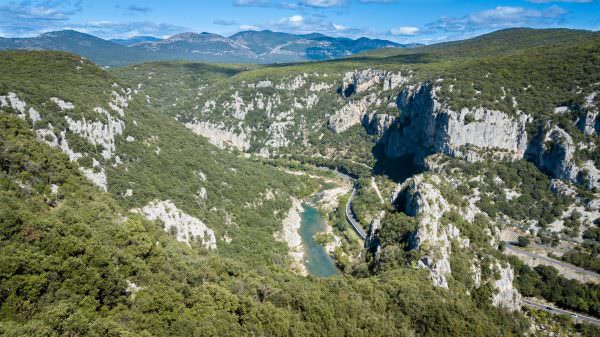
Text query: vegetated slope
0 51 538 337
115 28 600 328
350 28 599 61
0 50 314 268
114 28 600 179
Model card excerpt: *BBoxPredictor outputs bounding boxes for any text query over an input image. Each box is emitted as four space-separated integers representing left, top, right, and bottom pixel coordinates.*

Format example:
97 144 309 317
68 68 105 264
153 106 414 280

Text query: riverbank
277 198 307 276
278 168 353 276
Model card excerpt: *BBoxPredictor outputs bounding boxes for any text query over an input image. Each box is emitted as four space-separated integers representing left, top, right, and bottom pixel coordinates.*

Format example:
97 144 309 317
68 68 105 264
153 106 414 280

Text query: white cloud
277 15 305 27
73 21 190 39
425 5 568 33
299 0 348 7
233 0 348 9
0 0 81 36
390 26 419 35
240 24 260 30
527 0 592 3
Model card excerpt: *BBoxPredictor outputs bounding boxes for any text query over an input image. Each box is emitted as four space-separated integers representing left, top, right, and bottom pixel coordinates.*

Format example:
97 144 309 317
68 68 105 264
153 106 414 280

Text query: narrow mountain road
327 170 368 240
522 299 600 326
346 187 368 240
505 243 600 283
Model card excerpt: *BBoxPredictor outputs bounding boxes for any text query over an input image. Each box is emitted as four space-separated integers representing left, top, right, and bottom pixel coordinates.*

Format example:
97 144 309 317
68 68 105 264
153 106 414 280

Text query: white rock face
328 93 378 133
0 92 42 123
255 80 272 88
50 97 75 110
65 107 125 160
528 125 600 189
310 82 333 92
274 198 307 275
36 126 82 161
276 75 306 91
385 83 530 162
491 262 522 312
0 92 27 119
400 175 466 288
363 113 396 137
138 200 216 249
223 91 253 120
80 166 108 192
341 69 410 97
185 121 250 151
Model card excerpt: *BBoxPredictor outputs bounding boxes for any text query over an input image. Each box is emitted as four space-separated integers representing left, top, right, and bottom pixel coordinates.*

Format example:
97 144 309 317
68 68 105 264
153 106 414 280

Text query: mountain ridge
0 29 411 66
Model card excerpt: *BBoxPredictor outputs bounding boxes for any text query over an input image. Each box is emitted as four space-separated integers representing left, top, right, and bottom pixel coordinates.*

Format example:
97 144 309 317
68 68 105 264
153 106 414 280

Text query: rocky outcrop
341 69 410 97
276 75 306 91
384 83 530 162
527 124 600 189
185 121 250 151
1 92 42 123
65 107 125 160
274 198 307 275
50 97 75 110
577 111 599 136
396 175 468 288
366 210 385 254
386 174 522 310
328 93 378 133
491 262 522 312
362 113 395 138
136 200 217 249
576 91 599 136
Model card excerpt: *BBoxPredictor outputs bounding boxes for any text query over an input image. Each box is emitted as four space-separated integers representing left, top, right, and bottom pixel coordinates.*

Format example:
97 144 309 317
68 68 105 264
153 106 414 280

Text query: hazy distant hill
0 29 410 66
0 30 151 67
110 35 162 46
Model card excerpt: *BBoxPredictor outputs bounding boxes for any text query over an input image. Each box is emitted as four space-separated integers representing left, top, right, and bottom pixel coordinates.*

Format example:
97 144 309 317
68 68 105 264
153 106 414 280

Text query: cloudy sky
0 0 598 43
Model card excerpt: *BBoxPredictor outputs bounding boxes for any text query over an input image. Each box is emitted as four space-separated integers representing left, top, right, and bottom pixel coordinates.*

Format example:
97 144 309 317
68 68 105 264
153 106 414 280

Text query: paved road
505 243 600 281
522 299 600 326
316 168 368 240
346 187 368 240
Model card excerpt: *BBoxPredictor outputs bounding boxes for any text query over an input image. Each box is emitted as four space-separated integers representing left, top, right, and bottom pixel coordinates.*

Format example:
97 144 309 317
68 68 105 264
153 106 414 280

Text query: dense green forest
0 113 533 336
2 27 600 336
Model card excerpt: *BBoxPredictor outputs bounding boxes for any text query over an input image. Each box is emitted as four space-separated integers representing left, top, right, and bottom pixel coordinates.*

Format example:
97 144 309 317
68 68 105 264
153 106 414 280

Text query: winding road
522 299 600 326
505 243 600 283
346 187 368 240
327 170 368 240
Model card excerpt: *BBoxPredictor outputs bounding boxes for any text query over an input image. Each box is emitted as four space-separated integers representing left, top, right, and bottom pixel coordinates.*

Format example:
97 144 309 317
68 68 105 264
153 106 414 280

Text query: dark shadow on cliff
371 143 422 183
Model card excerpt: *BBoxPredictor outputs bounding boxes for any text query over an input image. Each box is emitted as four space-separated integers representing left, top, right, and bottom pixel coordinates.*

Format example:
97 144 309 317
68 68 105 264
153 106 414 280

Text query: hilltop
0 29 410 67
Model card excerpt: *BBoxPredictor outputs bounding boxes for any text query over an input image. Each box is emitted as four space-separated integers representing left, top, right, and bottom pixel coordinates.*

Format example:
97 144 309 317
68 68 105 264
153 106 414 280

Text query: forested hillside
2 27 600 336
0 51 536 337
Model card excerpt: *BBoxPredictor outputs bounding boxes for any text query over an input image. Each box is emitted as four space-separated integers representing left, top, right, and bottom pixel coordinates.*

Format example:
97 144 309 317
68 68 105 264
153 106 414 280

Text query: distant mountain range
0 30 414 67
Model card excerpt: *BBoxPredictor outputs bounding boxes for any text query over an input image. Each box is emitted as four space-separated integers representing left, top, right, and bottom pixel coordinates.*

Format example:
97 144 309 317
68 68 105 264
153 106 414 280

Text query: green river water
299 203 339 277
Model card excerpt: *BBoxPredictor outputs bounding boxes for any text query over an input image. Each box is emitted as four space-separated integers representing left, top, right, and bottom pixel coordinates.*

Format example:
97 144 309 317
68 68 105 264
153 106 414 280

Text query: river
298 181 342 277
299 203 338 277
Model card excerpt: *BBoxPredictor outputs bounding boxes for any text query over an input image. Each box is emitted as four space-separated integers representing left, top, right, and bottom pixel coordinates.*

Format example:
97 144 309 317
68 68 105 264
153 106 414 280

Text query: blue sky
0 0 598 43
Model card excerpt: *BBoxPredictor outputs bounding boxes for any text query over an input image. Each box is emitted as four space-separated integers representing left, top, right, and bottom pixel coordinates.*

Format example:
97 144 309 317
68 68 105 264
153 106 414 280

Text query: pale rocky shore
276 198 307 276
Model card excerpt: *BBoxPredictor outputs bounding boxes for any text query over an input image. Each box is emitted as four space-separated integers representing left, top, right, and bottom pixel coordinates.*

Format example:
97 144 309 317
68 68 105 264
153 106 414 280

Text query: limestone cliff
386 173 521 310
527 124 600 189
384 83 530 162
341 69 410 97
